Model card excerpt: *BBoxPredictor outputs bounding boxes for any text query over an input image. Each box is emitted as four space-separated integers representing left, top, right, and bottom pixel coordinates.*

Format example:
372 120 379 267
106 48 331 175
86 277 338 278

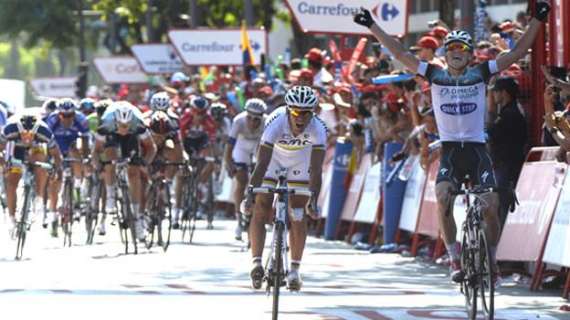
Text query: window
420 0 432 12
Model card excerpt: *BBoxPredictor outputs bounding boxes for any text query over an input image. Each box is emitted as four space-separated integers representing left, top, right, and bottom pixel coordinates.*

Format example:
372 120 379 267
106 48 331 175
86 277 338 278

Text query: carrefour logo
440 103 477 115
296 2 400 21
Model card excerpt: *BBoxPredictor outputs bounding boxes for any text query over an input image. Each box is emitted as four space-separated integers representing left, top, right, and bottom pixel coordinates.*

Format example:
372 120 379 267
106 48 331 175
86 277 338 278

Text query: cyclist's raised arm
354 8 419 73
248 144 273 188
496 1 550 71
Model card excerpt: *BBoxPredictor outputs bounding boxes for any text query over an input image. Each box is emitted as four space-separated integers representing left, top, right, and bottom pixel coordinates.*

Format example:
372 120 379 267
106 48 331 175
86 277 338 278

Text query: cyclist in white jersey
243 86 327 291
354 2 550 283
223 98 267 241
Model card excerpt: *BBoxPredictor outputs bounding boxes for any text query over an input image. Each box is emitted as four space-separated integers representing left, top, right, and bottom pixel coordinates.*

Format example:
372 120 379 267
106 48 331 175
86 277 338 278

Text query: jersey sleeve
76 114 90 134
36 124 56 149
228 116 242 145
312 116 328 150
260 119 278 148
417 61 440 83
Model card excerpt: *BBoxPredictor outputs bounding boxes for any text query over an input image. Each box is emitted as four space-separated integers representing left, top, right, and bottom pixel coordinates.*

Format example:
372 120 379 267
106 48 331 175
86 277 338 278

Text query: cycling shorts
104 133 141 160
436 142 497 189
183 134 209 157
262 151 310 190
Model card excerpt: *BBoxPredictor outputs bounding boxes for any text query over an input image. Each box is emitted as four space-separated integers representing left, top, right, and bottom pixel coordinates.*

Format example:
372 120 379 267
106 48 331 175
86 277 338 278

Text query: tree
439 0 456 30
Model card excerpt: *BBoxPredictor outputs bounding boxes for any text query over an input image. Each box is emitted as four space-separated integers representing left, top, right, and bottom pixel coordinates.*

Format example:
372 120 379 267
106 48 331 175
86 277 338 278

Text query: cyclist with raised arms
243 86 326 291
93 101 157 241
0 113 62 238
354 2 550 282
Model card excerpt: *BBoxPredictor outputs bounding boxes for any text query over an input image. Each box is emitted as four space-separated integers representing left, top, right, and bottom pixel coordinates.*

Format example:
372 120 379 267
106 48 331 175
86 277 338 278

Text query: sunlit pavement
0 214 567 320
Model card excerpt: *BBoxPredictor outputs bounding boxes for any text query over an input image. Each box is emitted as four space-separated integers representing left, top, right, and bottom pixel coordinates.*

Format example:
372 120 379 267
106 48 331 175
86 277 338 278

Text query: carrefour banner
285 0 409 35
93 56 147 84
168 29 267 66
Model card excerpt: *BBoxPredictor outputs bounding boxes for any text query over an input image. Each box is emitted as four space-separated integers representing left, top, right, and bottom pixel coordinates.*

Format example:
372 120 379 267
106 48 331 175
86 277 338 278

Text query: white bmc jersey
417 60 499 143
261 106 327 187
229 111 266 165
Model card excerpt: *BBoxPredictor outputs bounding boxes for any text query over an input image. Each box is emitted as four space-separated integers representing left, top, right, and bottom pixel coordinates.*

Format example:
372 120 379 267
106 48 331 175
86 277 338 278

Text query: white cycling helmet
284 85 318 110
150 91 170 111
113 101 135 124
444 30 474 50
245 98 267 116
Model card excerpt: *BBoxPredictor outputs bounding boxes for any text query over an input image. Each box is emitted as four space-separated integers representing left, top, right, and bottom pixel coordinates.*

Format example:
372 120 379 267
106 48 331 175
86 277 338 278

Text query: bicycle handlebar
250 186 313 197
10 159 53 170
452 187 495 196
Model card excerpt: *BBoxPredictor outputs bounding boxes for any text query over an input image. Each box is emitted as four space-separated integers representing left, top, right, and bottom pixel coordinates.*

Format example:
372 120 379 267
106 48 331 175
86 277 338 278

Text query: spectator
305 48 334 87
411 36 446 68
487 76 528 227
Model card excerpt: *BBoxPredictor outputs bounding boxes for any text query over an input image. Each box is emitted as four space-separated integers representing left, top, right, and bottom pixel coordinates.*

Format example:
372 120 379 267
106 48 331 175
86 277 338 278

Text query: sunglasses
446 42 471 52
289 108 313 118
247 114 262 121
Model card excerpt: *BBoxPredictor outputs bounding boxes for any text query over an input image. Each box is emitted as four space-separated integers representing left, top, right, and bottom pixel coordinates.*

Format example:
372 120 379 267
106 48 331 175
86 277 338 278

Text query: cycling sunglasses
289 108 313 118
247 113 263 121
446 42 471 52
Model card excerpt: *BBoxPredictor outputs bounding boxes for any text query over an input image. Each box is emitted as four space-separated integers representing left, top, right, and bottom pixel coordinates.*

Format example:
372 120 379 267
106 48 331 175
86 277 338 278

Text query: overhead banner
284 0 409 35
131 44 184 74
168 29 267 66
30 77 76 98
93 56 147 84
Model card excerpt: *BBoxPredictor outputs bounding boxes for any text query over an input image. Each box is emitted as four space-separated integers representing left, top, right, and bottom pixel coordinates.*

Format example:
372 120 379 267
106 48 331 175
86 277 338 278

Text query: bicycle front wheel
461 231 478 320
272 222 284 320
62 179 74 247
478 230 494 319
15 186 32 260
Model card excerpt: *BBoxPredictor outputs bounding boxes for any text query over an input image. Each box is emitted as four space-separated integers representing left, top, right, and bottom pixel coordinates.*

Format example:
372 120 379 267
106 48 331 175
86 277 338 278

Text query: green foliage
0 0 79 48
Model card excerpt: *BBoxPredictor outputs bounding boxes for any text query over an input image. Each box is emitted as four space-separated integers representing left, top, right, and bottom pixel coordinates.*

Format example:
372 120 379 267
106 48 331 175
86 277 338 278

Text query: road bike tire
85 177 98 245
145 184 157 250
461 231 478 320
122 186 138 255
62 179 74 247
272 222 284 320
161 183 172 252
206 175 214 229
15 186 32 260
478 230 495 319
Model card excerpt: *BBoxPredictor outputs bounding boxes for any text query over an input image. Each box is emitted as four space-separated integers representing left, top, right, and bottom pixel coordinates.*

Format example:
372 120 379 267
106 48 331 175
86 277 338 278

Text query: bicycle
180 156 216 244
59 157 82 247
10 159 53 260
144 160 184 252
249 173 312 320
453 181 495 320
113 157 139 255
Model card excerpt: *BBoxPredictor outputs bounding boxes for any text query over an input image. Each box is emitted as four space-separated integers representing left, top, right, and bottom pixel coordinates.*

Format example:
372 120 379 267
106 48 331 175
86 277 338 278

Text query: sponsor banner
543 167 570 267
168 29 267 66
497 159 566 262
318 147 335 218
341 154 371 221
353 162 382 224
131 44 184 74
284 0 409 35
93 56 147 84
30 77 76 98
415 158 440 238
0 79 25 114
398 156 427 232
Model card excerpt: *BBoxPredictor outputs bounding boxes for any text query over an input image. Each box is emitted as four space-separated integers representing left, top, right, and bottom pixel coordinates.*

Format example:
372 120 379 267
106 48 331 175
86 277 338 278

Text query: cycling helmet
284 86 318 110
190 96 209 112
42 98 58 114
444 30 474 50
57 98 77 114
79 98 96 113
209 102 227 120
20 114 38 131
95 99 112 117
170 72 189 84
245 98 267 116
150 91 170 111
113 101 134 124
149 111 173 135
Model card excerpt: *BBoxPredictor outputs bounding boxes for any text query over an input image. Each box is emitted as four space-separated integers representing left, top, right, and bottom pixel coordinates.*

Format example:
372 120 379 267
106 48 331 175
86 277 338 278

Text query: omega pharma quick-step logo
440 103 477 116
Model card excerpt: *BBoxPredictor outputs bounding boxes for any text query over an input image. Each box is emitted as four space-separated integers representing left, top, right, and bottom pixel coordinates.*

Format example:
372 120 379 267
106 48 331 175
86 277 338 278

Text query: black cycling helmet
190 96 209 111
42 98 58 113
95 99 112 117
209 102 227 120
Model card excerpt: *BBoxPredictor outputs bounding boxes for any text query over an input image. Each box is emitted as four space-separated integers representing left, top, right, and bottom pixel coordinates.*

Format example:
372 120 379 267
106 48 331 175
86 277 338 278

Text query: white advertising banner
353 162 382 223
93 56 147 84
0 79 25 114
30 77 76 98
398 157 427 232
131 44 184 74
543 169 570 267
168 29 267 66
284 0 409 35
